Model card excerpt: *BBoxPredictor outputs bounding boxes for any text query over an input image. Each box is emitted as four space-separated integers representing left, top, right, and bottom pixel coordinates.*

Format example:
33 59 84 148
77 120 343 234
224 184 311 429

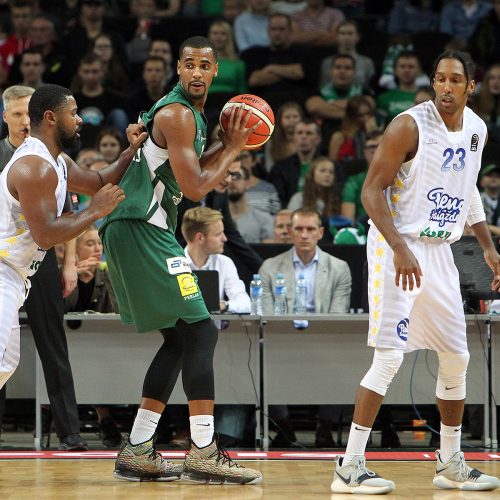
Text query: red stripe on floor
0 450 498 461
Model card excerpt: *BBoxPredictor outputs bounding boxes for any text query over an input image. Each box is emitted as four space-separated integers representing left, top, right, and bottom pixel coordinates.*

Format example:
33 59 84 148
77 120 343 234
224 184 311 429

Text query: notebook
192 270 221 313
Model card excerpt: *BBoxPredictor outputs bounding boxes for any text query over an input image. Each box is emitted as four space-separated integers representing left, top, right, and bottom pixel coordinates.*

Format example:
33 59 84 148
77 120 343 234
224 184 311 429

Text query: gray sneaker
433 451 500 491
182 439 262 485
331 456 395 494
113 438 183 482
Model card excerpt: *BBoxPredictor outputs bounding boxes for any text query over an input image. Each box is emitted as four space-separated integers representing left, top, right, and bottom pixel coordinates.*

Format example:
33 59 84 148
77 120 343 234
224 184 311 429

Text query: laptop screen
192 270 221 313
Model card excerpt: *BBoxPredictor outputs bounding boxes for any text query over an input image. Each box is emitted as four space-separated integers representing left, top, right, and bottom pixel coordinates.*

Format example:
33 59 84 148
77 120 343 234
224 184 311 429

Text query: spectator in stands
269 119 322 207
228 163 274 243
320 20 376 89
73 53 128 146
290 0 345 47
340 130 382 224
440 0 492 45
264 101 303 174
328 95 378 163
205 19 247 122
414 85 434 105
61 0 123 77
90 32 130 95
242 12 310 111
240 149 281 215
18 48 44 88
259 207 352 313
222 0 246 24
0 0 33 80
478 164 500 237
306 54 373 143
127 56 168 122
471 63 500 144
233 0 270 52
155 0 181 17
376 51 422 124
64 225 122 448
387 0 439 35
75 147 103 170
95 126 125 164
469 0 500 72
182 207 251 314
125 0 158 66
287 157 341 223
263 209 294 243
147 39 176 90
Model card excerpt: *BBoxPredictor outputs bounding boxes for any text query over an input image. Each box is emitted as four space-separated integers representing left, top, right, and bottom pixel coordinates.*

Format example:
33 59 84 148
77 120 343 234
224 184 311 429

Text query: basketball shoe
433 451 500 490
331 456 395 494
113 437 183 482
181 437 262 485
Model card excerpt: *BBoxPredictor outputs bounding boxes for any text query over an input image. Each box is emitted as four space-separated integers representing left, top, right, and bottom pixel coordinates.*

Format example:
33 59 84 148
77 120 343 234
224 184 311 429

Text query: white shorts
0 262 27 381
366 226 467 354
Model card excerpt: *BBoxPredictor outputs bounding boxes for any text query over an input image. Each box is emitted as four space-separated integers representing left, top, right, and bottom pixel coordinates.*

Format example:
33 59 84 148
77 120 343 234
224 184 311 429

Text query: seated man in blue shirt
259 207 352 314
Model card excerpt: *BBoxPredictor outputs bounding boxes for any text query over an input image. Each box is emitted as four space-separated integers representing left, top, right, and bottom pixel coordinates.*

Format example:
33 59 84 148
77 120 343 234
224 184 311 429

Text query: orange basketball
219 94 275 150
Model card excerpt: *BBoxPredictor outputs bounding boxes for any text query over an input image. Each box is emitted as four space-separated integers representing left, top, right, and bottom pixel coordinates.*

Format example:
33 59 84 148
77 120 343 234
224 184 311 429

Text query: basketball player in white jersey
0 83 146 390
331 51 500 494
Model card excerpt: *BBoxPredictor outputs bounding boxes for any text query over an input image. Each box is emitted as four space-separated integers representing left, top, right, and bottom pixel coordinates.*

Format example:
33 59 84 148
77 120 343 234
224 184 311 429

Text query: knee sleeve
360 348 404 396
436 351 469 400
179 318 218 401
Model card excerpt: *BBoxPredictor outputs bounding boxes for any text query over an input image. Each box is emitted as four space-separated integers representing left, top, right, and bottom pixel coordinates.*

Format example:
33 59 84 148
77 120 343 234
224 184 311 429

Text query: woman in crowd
472 63 500 143
328 95 378 164
95 126 125 164
264 101 304 173
64 226 121 448
287 156 341 220
90 32 130 95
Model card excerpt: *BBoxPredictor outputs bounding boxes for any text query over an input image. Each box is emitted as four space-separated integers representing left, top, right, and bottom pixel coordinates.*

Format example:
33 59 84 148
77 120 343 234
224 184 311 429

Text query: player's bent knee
436 351 469 400
360 348 404 396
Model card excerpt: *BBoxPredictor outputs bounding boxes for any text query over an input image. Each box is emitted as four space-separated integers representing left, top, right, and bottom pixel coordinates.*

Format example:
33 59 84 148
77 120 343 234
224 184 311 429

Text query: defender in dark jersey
102 37 263 484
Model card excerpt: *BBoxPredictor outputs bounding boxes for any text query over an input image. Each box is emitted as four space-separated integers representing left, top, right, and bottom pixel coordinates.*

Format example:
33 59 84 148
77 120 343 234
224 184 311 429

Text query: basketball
219 94 275 150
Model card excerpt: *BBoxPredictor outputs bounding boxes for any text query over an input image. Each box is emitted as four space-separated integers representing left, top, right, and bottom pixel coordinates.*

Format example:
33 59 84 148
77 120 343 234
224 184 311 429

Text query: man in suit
259 207 352 447
259 207 352 314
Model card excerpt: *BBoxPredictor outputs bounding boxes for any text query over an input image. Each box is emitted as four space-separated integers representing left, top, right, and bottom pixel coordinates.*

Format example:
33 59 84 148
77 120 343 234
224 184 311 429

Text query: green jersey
100 83 207 235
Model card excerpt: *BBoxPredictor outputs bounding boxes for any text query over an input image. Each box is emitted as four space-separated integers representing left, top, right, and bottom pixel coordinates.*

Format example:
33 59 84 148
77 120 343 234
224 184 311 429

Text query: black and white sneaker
331 456 395 495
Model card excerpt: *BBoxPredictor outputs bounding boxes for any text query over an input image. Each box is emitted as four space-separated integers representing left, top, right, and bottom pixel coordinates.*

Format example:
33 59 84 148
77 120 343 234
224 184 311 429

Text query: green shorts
100 219 210 332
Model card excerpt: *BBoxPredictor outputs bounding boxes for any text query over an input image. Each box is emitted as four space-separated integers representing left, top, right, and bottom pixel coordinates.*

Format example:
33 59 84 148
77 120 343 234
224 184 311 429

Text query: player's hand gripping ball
219 94 275 150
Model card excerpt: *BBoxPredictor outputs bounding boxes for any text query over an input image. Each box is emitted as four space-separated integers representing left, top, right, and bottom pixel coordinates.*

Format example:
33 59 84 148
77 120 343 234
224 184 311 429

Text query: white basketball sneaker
433 450 500 491
331 455 395 494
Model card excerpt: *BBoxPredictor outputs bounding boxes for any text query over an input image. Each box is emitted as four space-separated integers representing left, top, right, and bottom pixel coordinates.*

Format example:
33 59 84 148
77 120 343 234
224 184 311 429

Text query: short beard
228 191 244 202
59 131 81 151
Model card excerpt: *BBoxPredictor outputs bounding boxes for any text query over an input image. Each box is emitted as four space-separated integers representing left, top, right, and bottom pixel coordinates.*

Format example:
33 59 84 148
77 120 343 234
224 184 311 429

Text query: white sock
129 409 161 445
439 423 461 463
343 422 371 464
190 415 214 448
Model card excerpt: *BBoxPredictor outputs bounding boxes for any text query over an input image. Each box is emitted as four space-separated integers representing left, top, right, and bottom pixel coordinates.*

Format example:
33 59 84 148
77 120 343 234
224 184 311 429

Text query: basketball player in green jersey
100 37 263 484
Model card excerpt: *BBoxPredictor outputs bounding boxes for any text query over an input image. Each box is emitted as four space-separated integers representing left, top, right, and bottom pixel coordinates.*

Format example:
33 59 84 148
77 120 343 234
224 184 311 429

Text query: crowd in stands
1 0 500 449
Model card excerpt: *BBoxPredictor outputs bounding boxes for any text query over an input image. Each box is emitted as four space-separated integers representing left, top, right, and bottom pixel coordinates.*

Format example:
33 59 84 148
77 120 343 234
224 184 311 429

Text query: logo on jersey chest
470 134 479 152
172 192 183 205
427 187 463 227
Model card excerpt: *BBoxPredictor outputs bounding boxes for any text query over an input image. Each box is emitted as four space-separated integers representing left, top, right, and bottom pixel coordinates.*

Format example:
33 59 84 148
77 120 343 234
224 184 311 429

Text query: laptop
192 270 221 313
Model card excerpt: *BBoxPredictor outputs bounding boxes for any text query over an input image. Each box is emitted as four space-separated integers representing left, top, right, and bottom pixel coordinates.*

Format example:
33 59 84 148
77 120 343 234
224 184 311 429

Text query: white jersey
383 100 487 244
0 137 67 279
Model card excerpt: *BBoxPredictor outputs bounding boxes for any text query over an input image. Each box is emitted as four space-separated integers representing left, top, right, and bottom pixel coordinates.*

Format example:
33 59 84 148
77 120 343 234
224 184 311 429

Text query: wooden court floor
0 459 499 499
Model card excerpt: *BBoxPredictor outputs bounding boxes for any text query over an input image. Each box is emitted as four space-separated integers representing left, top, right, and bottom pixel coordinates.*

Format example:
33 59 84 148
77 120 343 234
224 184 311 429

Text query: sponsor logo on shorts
176 273 200 299
396 318 409 341
427 187 463 227
166 256 191 275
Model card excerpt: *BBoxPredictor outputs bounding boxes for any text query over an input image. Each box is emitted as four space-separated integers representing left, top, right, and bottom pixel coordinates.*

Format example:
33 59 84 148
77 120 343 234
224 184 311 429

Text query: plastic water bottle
274 273 288 315
250 274 263 315
294 273 308 315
